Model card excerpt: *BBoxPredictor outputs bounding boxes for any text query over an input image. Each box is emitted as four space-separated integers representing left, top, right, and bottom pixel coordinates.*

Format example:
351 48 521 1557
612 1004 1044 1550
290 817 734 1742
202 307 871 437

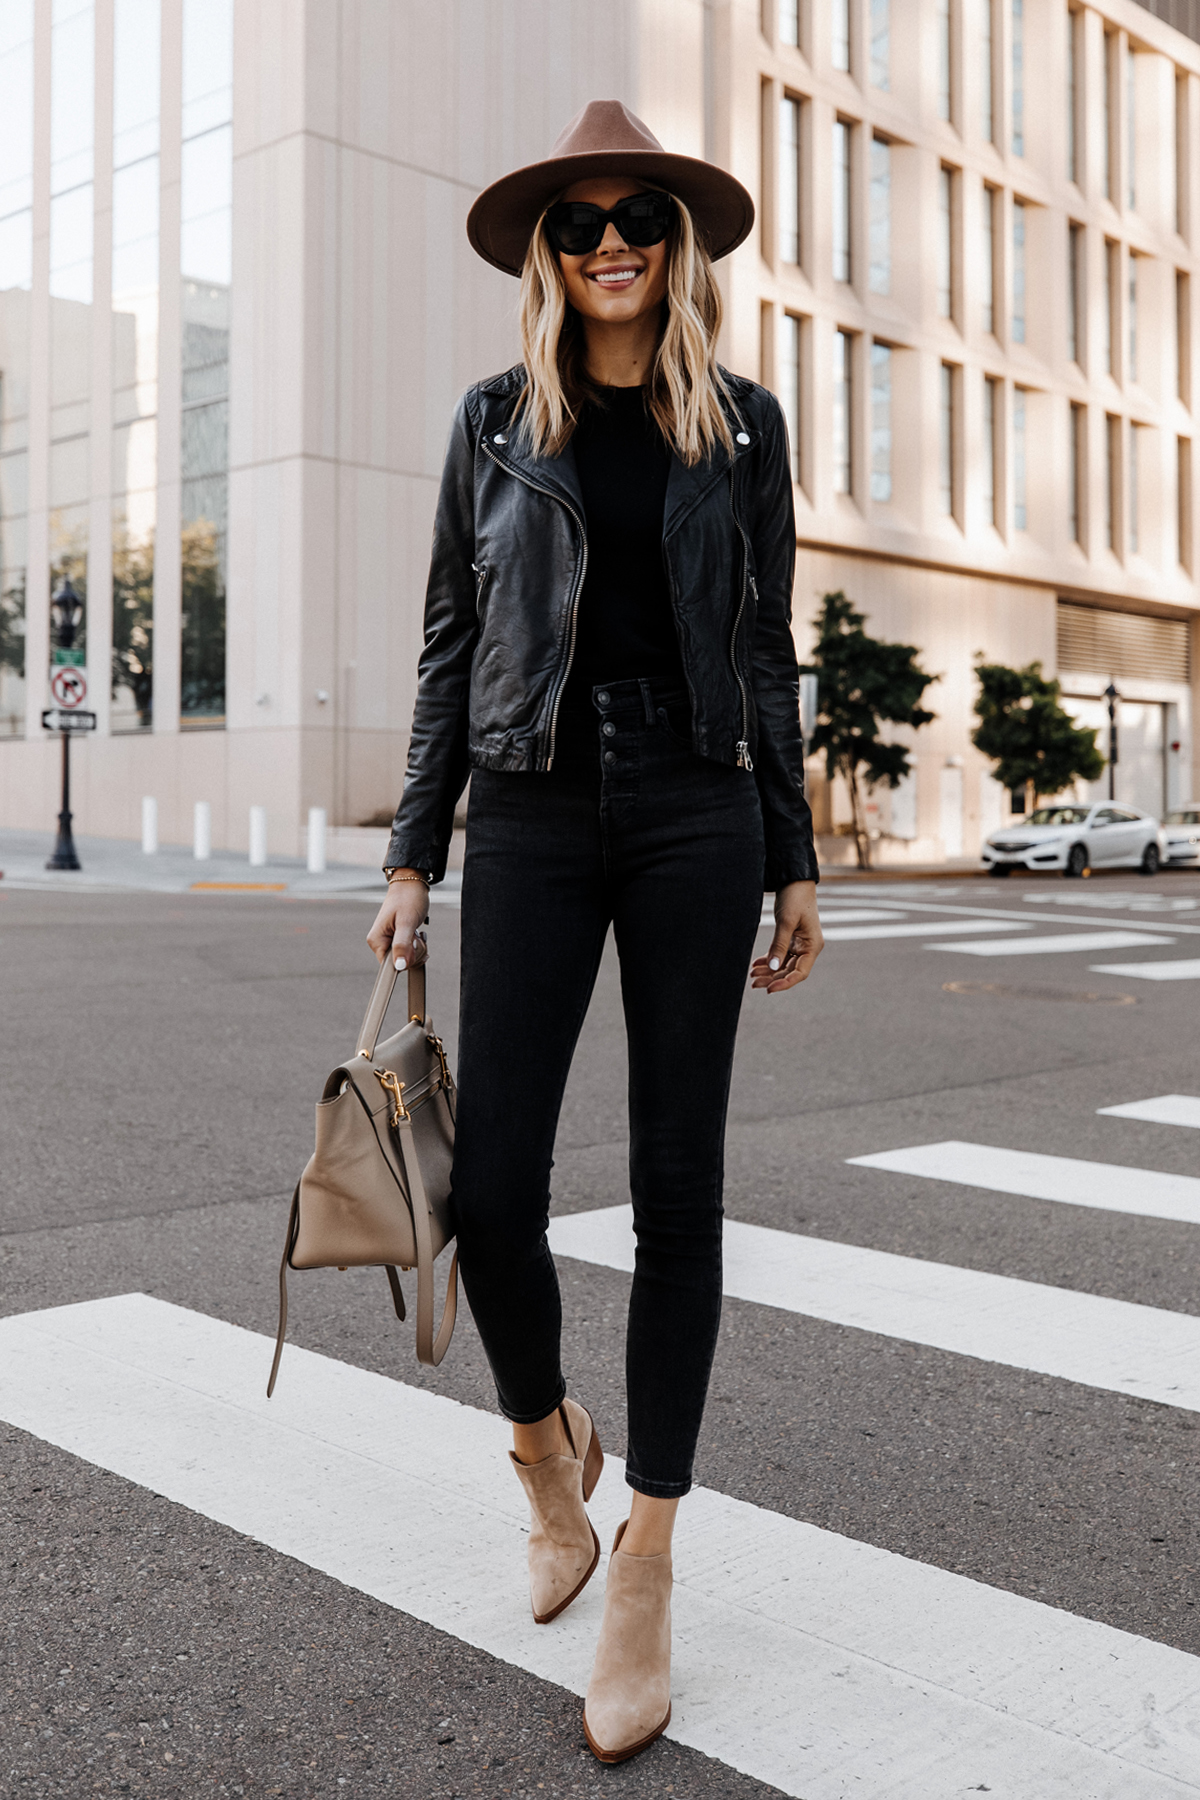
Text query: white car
983 803 1165 878
1163 805 1200 866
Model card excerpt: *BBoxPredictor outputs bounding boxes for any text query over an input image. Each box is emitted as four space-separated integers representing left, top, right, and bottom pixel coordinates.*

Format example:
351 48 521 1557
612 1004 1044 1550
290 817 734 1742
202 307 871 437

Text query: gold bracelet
386 871 429 887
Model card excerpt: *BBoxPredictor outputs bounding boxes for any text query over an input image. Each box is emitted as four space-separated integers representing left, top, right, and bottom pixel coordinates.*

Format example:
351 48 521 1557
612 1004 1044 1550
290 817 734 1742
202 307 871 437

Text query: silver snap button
596 690 611 706
494 432 507 445
602 721 616 737
603 750 616 765
736 431 751 445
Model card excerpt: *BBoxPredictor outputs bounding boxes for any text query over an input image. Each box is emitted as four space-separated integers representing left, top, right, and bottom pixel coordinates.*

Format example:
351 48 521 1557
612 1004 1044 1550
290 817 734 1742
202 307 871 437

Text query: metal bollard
141 796 158 855
193 800 211 861
307 805 327 874
249 805 268 867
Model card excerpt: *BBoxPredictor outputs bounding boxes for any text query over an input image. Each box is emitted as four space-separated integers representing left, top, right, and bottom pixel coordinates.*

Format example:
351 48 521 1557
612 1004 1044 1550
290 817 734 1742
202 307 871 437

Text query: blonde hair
513 191 737 466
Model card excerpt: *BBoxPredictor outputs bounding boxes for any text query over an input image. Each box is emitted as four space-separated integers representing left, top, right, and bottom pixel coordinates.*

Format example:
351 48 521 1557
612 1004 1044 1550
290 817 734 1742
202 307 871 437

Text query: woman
367 100 823 1764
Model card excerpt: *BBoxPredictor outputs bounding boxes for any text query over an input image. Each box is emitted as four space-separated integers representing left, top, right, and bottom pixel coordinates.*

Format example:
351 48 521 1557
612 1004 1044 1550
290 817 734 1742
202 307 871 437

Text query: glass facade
1013 388 1027 530
1068 223 1082 365
1128 253 1138 385
781 313 801 484
982 186 995 335
112 0 161 732
870 0 889 91
869 137 890 296
1011 0 1024 156
0 1 34 735
832 328 851 494
1106 413 1119 548
832 120 851 284
1105 239 1117 375
1127 48 1136 212
1178 435 1191 568
1067 10 1079 185
180 0 232 726
50 0 95 652
1178 271 1189 406
937 168 953 320
940 363 954 516
1012 201 1026 344
779 96 801 265
1069 403 1084 544
831 0 849 72
937 0 951 122
778 0 799 49
1129 421 1139 554
981 0 993 143
983 376 997 526
870 342 891 502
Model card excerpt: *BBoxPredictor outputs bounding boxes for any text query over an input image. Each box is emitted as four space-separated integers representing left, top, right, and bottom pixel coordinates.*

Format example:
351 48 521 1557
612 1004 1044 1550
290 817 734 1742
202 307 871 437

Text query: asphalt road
3 866 1199 1797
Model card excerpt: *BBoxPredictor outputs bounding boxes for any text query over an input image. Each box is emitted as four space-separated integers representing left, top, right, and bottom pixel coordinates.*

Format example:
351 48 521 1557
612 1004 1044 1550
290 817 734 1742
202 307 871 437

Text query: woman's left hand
750 880 824 994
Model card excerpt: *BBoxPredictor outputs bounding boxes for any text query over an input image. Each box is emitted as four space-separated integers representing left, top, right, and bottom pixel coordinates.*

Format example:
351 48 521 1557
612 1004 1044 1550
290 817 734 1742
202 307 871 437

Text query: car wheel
988 865 1012 878
1140 842 1161 876
1064 843 1088 879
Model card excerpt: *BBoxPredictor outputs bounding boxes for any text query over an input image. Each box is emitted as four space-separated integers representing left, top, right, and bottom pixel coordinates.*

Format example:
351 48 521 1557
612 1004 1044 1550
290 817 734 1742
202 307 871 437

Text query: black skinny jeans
451 677 765 1497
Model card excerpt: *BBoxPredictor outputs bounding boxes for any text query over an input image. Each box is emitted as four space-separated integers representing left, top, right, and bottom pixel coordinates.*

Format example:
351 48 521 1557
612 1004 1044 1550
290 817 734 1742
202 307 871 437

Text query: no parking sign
50 665 87 708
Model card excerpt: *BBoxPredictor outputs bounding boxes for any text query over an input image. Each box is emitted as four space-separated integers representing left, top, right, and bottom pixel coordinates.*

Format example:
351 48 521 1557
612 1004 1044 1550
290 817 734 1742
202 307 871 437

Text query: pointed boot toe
582 1521 672 1764
509 1399 603 1624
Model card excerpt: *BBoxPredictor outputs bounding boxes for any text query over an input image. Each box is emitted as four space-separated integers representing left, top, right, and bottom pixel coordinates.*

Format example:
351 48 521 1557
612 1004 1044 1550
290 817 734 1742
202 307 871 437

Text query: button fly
596 690 611 707
603 750 616 765
602 721 616 737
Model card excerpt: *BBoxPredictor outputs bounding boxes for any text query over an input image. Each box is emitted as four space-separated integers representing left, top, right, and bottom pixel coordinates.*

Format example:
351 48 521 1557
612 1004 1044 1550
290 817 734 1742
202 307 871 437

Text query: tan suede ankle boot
582 1520 672 1764
508 1398 603 1624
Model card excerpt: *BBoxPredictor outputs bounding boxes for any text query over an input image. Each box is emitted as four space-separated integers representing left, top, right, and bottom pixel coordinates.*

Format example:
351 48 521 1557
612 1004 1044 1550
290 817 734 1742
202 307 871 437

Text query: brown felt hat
466 100 755 277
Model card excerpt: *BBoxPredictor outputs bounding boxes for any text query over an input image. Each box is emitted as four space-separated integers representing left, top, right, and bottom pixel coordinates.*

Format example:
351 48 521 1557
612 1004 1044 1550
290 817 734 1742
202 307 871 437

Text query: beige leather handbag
267 958 458 1395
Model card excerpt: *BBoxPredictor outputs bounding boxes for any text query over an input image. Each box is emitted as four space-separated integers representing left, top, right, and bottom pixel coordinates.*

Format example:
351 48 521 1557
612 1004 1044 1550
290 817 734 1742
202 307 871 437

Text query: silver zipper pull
736 740 755 772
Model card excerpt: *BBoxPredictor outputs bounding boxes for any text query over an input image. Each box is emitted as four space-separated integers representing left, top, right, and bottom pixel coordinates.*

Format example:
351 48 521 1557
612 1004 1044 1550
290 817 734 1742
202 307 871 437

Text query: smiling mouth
588 266 643 287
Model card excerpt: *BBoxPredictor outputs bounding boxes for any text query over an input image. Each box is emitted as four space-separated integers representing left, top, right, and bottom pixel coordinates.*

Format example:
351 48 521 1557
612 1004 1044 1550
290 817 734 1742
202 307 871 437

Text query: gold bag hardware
267 960 458 1394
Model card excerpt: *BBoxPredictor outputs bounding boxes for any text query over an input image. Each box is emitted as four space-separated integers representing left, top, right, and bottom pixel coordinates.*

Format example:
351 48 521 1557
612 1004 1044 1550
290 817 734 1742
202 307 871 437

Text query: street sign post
50 665 88 708
45 577 89 871
42 708 97 734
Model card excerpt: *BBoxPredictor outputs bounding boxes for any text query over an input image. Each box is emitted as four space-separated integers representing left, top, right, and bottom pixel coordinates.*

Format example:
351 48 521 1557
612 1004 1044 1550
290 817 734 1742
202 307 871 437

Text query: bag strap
394 1110 458 1366
267 1182 301 1397
356 960 427 1060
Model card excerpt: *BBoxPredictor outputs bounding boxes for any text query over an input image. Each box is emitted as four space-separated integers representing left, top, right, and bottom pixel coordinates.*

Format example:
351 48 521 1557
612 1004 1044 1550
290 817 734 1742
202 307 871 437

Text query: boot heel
582 1416 603 1502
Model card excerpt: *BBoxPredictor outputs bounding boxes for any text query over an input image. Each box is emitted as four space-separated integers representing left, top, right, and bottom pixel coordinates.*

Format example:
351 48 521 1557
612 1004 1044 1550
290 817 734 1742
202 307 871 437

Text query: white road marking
1026 892 1199 913
849 1140 1200 1226
928 930 1176 957
1091 958 1200 981
822 918 1031 942
2 1295 1199 1799
759 906 904 927
1098 1095 1200 1129
549 1206 1200 1412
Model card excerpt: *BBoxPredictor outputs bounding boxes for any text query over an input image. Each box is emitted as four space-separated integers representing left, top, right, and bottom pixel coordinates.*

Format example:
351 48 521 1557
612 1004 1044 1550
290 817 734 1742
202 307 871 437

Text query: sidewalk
0 827 462 905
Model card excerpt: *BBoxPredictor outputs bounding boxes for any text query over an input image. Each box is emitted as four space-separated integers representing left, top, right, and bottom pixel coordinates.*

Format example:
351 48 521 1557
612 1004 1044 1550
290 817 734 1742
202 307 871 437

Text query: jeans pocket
656 705 693 750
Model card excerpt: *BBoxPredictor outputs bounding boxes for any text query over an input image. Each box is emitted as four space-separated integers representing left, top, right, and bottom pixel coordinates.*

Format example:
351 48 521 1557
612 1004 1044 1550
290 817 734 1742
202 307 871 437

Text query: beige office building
1 0 1198 864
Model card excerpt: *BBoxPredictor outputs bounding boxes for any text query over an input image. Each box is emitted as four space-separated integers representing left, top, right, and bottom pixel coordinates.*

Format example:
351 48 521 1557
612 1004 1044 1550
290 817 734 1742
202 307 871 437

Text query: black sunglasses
543 193 674 257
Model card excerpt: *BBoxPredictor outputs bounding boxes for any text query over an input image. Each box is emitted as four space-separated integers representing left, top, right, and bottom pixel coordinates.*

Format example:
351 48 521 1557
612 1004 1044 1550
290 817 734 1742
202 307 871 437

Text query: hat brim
466 150 755 277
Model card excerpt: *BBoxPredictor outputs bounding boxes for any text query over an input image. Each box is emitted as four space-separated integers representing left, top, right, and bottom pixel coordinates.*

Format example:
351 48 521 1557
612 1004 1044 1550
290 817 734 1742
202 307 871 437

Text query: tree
971 660 1104 804
802 592 938 869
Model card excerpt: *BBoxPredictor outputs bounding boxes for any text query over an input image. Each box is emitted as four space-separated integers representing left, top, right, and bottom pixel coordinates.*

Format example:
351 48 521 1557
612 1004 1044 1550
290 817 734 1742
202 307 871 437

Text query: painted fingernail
769 957 781 971
394 956 407 971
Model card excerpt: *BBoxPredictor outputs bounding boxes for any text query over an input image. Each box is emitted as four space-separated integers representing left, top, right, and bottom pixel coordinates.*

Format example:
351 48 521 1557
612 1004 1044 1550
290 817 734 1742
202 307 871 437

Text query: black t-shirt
559 386 682 710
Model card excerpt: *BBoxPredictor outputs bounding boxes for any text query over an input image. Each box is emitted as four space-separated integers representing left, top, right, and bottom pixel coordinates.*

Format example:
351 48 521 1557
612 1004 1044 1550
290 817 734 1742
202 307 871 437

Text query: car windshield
1165 809 1200 825
1028 807 1090 825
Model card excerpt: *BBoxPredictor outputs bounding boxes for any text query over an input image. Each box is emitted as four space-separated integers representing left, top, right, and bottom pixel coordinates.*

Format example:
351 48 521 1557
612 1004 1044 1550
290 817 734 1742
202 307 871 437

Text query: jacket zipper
730 519 754 772
471 562 490 619
481 441 587 769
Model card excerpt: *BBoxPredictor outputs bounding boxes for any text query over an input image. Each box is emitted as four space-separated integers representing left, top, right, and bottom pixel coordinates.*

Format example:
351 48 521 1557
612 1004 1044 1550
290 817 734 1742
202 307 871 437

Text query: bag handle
356 959 427 1060
393 1110 459 1366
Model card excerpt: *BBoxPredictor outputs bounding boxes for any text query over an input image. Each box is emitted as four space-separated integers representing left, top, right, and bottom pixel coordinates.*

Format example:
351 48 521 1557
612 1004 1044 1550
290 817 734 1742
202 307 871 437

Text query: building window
1177 271 1189 407
869 136 890 295
983 375 998 526
779 95 801 264
1011 0 1024 156
870 342 892 501
870 0 889 90
0 0 34 737
1179 435 1192 569
781 313 802 485
1068 223 1082 365
981 0 994 143
1104 33 1115 202
1105 239 1118 376
832 119 852 284
1013 387 1027 529
1128 253 1138 385
1127 48 1136 212
831 0 850 71
111 0 162 735
1012 200 1026 344
779 0 800 47
940 363 956 516
982 185 995 334
180 0 233 726
1176 73 1187 238
938 167 953 319
1105 413 1119 549
1069 403 1085 545
937 0 951 122
1129 422 1140 554
832 328 852 494
1067 10 1080 185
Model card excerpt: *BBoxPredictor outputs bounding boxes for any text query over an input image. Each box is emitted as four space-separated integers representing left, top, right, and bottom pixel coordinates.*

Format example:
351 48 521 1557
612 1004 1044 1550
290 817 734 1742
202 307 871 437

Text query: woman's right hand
367 873 431 969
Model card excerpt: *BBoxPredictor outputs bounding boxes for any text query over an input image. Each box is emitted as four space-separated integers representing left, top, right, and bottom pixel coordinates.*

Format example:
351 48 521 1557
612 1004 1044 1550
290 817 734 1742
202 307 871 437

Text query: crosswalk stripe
548 1207 1200 1413
928 930 1176 957
848 1140 1200 1226
1098 1095 1200 1128
1091 958 1200 980
821 918 1030 942
758 906 903 927
2 1295 1199 1799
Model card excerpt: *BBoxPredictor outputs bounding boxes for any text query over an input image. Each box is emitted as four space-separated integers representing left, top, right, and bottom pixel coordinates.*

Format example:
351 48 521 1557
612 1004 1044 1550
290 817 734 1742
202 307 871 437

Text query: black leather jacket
386 364 818 891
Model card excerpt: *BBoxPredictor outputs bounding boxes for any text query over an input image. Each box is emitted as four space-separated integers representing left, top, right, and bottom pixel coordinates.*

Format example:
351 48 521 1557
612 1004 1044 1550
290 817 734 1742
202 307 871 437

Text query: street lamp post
1103 679 1120 803
46 578 84 872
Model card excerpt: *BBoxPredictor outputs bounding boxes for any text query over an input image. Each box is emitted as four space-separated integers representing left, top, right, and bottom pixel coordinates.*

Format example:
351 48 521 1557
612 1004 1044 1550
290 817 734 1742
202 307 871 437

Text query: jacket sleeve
746 393 820 889
384 392 479 883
